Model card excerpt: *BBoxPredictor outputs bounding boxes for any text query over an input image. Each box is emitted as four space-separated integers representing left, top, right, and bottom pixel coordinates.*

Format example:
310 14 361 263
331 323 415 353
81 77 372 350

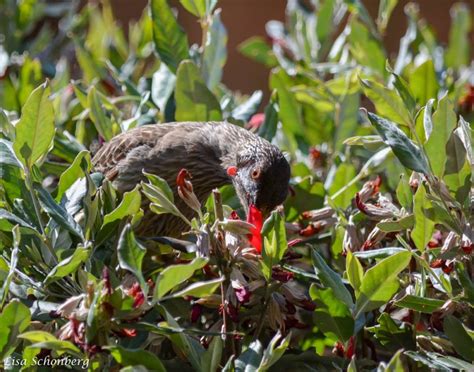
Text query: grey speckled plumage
92 121 290 237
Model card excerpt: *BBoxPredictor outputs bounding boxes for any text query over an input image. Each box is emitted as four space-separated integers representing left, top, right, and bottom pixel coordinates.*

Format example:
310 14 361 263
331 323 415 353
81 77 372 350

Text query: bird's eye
251 168 261 180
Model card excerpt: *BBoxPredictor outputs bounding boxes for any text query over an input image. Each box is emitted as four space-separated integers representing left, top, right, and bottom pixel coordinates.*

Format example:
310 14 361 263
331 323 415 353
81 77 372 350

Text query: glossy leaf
366 111 429 174
261 211 287 280
346 250 363 294
445 3 471 69
360 79 412 127
175 60 222 121
310 285 354 342
355 251 411 318
0 300 31 360
238 36 277 67
118 224 147 290
408 59 439 104
444 131 471 204
411 184 434 252
103 185 141 225
150 0 190 72
107 345 166 371
312 250 354 309
13 82 55 168
202 10 227 90
167 277 223 299
154 257 208 299
394 295 444 313
56 150 91 202
44 246 90 285
424 94 456 177
444 315 474 361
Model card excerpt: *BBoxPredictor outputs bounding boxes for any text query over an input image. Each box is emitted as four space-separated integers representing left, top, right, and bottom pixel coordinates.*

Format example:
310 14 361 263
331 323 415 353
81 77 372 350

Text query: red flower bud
345 336 355 359
272 267 294 282
190 304 202 323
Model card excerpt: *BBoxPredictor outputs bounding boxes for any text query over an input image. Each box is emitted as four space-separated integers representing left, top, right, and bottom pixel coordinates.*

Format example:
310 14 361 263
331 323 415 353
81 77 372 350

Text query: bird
92 121 291 238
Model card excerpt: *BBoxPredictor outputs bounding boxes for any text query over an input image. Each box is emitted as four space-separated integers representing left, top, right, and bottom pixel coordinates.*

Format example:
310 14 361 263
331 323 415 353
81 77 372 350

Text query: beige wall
110 0 473 96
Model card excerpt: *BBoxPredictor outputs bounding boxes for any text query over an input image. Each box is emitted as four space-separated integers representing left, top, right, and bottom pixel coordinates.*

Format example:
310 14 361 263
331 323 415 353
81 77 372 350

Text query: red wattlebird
92 122 290 238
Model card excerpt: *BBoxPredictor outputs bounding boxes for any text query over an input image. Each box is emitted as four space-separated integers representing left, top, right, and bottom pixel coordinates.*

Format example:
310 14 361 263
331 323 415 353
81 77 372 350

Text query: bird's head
227 144 291 217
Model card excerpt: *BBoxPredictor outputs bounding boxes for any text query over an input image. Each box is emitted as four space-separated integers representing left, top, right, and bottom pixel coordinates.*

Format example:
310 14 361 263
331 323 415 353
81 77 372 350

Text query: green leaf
444 315 474 361
310 285 354 342
166 278 223 299
0 300 31 360
150 0 190 72
259 331 291 370
154 257 208 300
107 345 166 371
396 173 412 210
316 0 336 45
355 251 411 318
424 94 456 177
202 10 227 90
19 330 58 343
354 247 406 259
377 214 414 233
56 150 91 202
175 60 222 121
0 226 19 307
235 340 263 372
348 20 386 77
87 86 114 141
388 68 416 115
238 36 277 68
376 0 398 34
346 250 363 294
312 250 354 309
13 81 55 169
201 336 223 372
367 313 415 350
261 211 287 280
179 0 217 17
284 177 324 221
445 3 471 69
408 59 439 104
103 185 141 225
270 69 304 151
151 62 176 112
381 349 405 372
328 163 359 208
360 79 412 127
45 246 90 285
411 184 434 252
366 111 429 174
405 351 473 371
394 295 444 313
118 224 147 290
444 132 471 204
36 185 84 239
159 305 204 371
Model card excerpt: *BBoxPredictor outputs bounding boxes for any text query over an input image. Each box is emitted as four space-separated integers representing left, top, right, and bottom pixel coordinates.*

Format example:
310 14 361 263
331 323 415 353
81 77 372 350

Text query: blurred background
110 0 473 96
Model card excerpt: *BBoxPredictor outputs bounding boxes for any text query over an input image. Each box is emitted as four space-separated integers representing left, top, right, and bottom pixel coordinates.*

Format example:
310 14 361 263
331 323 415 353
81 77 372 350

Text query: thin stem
253 283 270 341
330 173 363 200
25 169 58 264
25 169 45 236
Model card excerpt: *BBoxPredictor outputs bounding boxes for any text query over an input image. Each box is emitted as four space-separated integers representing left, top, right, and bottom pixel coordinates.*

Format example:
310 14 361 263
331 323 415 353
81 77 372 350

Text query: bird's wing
92 125 172 181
